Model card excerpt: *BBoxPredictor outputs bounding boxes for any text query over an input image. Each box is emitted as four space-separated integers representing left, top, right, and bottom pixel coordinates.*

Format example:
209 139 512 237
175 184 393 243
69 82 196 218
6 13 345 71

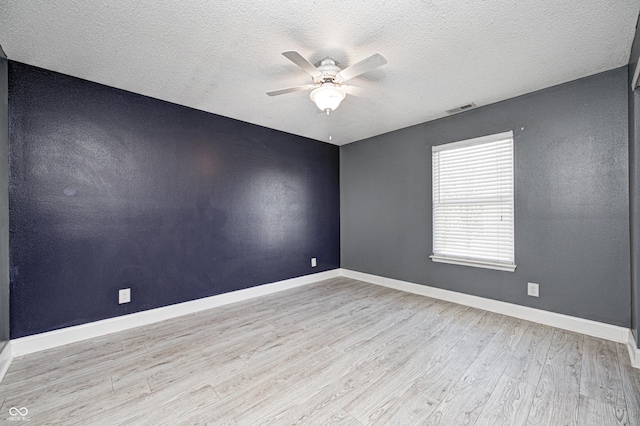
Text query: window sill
430 255 516 272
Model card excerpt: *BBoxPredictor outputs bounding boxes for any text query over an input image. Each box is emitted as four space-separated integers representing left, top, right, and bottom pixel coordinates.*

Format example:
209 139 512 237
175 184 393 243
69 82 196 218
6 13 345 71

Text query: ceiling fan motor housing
314 59 343 85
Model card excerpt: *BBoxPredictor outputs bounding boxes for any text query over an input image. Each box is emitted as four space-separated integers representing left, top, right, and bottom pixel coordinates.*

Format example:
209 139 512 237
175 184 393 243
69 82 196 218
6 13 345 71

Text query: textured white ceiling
0 1 638 145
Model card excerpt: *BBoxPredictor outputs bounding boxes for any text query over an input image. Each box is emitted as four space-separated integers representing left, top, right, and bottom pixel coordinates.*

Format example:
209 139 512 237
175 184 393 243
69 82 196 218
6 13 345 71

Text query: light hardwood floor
0 277 638 425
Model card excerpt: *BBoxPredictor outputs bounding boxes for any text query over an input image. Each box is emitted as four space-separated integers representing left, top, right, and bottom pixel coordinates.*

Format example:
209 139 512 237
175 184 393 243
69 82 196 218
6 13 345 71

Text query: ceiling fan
267 51 387 113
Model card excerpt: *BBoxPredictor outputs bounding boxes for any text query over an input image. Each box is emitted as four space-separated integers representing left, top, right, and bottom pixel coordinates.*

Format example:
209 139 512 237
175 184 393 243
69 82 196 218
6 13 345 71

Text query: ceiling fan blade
266 85 315 97
342 85 371 98
282 51 322 78
337 53 387 82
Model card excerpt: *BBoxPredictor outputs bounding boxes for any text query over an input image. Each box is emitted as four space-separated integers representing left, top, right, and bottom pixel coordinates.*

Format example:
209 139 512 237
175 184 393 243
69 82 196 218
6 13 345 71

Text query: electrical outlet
119 288 131 304
311 257 317 267
527 282 539 298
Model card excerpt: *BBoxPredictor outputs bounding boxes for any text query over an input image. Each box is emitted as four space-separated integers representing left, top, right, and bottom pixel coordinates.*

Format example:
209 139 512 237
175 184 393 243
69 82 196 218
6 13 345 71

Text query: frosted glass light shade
310 83 346 112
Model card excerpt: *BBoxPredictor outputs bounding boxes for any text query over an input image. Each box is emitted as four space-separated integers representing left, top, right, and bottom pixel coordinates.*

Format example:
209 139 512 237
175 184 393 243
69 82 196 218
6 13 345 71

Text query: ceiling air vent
446 103 477 115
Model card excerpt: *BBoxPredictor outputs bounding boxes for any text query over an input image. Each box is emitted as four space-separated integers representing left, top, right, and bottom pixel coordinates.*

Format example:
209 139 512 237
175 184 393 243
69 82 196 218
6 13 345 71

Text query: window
431 131 515 272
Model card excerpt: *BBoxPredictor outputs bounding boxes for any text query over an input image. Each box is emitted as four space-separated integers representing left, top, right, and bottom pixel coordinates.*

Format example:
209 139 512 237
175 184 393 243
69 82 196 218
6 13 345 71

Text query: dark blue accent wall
8 62 340 339
0 46 8 351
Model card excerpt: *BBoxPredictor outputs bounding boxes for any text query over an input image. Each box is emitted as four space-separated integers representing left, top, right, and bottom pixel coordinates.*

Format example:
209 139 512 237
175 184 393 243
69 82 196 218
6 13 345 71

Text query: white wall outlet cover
119 288 131 304
311 258 317 267
527 282 539 297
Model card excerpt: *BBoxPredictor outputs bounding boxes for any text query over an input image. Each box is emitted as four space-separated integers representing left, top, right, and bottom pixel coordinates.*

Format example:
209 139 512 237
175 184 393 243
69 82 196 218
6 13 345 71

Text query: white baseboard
11 269 340 357
0 341 12 382
628 330 640 368
340 269 630 344
5 267 638 370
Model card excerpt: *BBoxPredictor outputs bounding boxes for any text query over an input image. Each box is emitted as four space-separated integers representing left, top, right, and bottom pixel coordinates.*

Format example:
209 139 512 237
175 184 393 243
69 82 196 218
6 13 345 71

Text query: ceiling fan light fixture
310 83 346 112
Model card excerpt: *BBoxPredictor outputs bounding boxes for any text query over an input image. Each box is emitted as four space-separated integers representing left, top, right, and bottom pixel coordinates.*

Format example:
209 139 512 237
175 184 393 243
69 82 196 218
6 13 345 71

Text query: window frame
430 130 516 272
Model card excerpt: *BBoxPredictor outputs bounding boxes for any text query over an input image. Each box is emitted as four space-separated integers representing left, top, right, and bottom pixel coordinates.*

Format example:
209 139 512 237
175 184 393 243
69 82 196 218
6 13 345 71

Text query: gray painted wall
0 46 8 352
629 16 640 346
341 67 630 327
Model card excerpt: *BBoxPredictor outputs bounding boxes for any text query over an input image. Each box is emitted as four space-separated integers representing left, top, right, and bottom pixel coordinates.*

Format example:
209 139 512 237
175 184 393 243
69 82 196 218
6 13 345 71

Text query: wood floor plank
329 295 435 354
109 346 209 384
232 302 454 426
249 355 390 425
458 317 528 394
168 399 239 426
423 382 490 426
289 286 395 330
230 348 348 426
251 306 454 426
577 395 629 426
1 368 113 407
414 311 504 400
503 322 553 386
147 355 246 393
342 306 486 424
15 372 151 425
369 384 439 426
204 309 445 424
526 329 583 426
68 382 218 426
316 409 364 426
126 384 221 426
3 337 126 383
0 278 636 426
214 344 339 401
580 336 625 407
473 375 536 426
144 317 275 354
616 343 640 426
111 373 152 394
342 350 434 425
120 334 149 354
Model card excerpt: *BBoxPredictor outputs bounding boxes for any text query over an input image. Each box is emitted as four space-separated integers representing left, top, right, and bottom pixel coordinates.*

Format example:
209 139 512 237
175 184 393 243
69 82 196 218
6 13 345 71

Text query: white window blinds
431 131 515 272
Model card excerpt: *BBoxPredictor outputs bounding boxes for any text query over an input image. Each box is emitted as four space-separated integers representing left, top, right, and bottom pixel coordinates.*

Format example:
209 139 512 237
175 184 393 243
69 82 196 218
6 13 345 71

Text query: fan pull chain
327 109 333 142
